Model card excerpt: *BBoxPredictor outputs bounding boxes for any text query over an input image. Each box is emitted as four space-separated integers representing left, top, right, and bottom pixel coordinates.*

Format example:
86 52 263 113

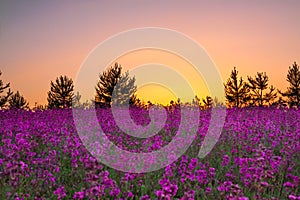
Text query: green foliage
47 75 74 109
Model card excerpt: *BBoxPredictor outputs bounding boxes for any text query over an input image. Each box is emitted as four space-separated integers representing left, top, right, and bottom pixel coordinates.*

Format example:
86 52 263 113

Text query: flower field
0 107 299 199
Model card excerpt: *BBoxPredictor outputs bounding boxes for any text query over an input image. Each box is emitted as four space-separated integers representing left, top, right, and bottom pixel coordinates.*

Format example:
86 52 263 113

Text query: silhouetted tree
270 96 287 108
247 72 277 106
112 71 137 106
168 100 176 112
47 75 74 109
176 97 181 105
212 96 226 108
9 91 29 109
202 96 212 109
264 85 277 106
72 91 82 108
95 63 137 107
193 95 201 107
33 102 47 111
95 63 121 107
0 70 13 108
224 67 250 107
279 62 300 107
147 100 153 108
129 94 143 107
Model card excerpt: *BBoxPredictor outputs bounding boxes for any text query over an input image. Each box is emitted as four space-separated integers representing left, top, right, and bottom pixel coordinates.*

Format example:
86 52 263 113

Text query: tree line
0 62 299 110
224 62 299 108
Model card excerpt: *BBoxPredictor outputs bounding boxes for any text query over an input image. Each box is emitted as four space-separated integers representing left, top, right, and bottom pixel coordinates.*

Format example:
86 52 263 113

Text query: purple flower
260 181 269 187
53 186 66 199
140 195 151 200
238 197 249 200
188 158 198 170
288 194 300 200
73 191 85 199
284 182 295 188
206 187 212 194
209 167 216 177
222 154 230 166
127 191 134 198
109 187 120 196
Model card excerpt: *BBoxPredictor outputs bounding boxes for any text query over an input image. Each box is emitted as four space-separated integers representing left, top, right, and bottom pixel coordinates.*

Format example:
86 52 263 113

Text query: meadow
0 107 299 199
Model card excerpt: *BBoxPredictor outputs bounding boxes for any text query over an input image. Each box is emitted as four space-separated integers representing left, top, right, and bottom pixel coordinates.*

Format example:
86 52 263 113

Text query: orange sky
0 1 299 107
114 49 210 105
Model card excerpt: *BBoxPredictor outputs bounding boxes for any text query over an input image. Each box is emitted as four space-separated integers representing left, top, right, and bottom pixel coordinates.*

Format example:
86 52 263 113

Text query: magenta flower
222 154 230 166
73 191 85 199
54 186 66 199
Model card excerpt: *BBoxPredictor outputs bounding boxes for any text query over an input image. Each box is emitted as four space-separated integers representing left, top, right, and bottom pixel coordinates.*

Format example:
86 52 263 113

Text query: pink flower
260 181 269 187
54 186 66 199
284 182 295 189
141 195 151 200
206 187 212 194
73 191 85 199
288 194 300 200
222 154 230 166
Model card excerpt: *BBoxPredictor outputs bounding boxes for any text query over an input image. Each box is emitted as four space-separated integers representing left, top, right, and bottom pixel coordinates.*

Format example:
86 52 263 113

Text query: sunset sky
0 1 300 106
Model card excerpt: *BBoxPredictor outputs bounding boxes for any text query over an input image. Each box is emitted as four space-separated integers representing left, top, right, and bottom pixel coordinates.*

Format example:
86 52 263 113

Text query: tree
279 62 300 107
95 63 137 107
270 96 287 108
202 96 212 109
33 102 47 111
72 91 82 108
247 72 277 107
111 71 137 106
193 95 201 107
95 63 121 107
212 96 226 108
47 75 74 109
9 91 29 109
0 70 13 108
264 85 277 106
224 67 250 108
129 93 143 107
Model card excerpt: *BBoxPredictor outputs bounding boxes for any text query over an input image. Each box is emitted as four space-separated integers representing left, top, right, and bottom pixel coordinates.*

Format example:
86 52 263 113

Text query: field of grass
0 107 299 199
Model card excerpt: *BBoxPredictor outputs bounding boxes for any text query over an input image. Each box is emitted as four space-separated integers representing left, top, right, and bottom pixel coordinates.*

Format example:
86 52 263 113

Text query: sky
0 0 300 107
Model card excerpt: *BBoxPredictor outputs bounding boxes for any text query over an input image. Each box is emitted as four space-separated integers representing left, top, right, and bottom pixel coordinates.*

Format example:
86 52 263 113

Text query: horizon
1 1 300 107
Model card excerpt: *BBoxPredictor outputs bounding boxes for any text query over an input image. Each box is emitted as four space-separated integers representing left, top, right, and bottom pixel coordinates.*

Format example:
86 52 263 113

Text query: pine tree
129 94 142 107
47 75 74 109
279 62 300 107
95 63 122 107
247 72 277 107
224 67 250 108
0 70 13 108
264 85 277 106
9 91 29 109
112 71 137 106
95 63 137 107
